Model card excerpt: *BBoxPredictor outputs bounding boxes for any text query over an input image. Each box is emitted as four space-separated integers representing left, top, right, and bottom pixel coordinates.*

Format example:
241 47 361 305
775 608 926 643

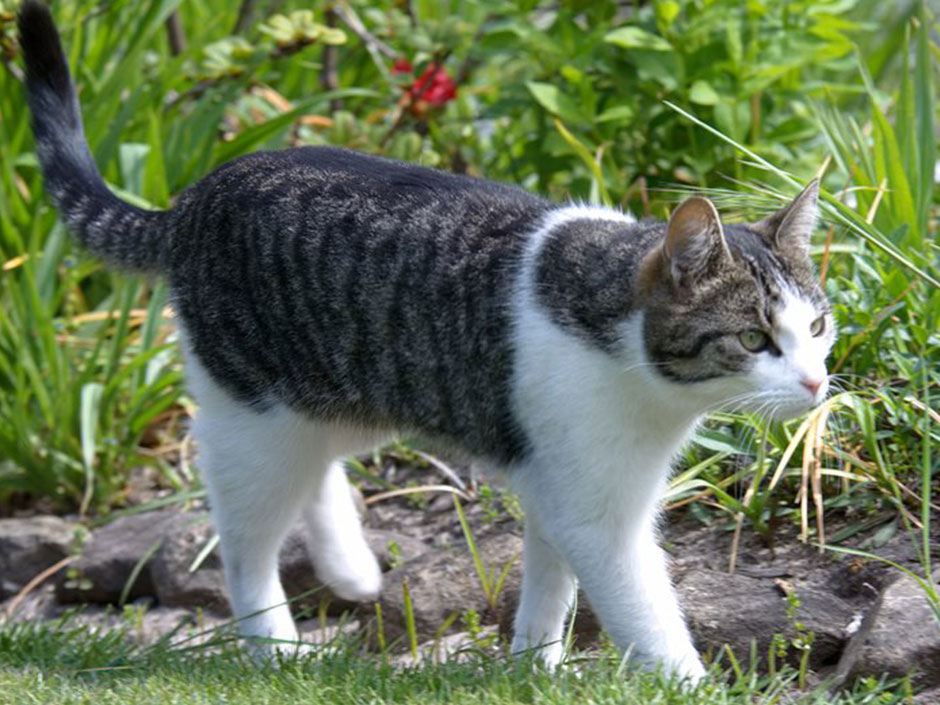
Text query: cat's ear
754 180 819 259
663 196 730 285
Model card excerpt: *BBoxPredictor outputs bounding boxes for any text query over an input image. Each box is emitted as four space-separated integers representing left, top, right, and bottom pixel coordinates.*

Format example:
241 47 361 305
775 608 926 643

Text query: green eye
738 329 769 352
810 315 826 337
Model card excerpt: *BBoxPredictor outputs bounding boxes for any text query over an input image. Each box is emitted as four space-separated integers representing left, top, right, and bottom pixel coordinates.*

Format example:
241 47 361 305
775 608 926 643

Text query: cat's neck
617 313 711 429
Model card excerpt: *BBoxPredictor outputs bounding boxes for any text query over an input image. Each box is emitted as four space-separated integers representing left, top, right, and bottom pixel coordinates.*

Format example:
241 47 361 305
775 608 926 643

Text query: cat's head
637 182 834 419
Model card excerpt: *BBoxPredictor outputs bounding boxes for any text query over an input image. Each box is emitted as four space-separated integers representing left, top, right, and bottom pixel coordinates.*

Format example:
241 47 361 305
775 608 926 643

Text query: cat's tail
18 1 169 272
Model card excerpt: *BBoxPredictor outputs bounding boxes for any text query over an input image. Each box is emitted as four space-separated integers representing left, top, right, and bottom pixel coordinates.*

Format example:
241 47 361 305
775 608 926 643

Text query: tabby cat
18 2 833 680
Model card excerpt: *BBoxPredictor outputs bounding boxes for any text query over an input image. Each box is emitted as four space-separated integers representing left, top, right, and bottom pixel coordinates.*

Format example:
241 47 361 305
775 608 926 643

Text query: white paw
244 632 311 660
667 652 706 684
510 636 564 670
320 546 383 602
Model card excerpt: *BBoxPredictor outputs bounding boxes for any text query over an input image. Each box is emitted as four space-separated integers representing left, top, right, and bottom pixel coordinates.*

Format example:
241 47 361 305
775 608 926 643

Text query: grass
0 618 917 705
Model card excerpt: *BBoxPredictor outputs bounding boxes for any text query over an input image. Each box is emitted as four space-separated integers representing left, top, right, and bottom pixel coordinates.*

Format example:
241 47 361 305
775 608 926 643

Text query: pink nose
801 378 823 396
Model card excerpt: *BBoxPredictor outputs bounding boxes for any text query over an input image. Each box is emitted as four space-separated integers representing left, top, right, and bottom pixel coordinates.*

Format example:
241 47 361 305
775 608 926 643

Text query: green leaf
656 1 680 29
689 80 720 106
595 105 636 123
79 382 104 514
525 82 588 125
214 89 378 165
604 26 673 52
913 7 936 241
552 118 612 206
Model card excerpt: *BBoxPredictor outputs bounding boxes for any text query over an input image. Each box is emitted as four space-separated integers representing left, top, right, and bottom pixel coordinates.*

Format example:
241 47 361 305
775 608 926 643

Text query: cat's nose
801 378 823 396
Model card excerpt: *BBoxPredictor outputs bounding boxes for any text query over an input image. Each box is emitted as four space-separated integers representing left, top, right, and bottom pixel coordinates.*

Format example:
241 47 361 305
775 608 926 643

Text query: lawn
0 619 913 704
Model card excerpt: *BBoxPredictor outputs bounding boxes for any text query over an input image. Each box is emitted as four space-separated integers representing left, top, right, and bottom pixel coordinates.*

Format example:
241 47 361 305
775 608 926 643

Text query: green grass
0 619 915 705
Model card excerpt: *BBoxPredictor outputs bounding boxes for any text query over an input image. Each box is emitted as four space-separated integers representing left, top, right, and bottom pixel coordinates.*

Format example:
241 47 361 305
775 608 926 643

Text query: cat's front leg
515 473 704 681
511 511 577 667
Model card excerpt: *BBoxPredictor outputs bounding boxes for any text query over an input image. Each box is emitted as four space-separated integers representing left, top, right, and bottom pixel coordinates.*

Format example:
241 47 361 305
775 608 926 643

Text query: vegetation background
0 0 937 702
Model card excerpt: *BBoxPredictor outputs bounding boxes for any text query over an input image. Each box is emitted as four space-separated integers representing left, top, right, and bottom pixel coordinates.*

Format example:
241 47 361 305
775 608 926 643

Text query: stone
45 602 232 649
149 513 229 612
837 572 940 689
389 626 500 667
55 509 179 604
363 531 524 645
280 526 429 613
149 510 425 616
678 568 857 669
913 686 940 704
0 516 81 600
0 582 59 622
497 587 602 649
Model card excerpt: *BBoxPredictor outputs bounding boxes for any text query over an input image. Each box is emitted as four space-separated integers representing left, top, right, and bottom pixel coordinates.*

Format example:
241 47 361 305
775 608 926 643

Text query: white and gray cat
19 2 833 680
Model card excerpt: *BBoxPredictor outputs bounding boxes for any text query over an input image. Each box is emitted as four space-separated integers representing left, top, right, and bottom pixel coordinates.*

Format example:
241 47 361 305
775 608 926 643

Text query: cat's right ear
663 196 731 286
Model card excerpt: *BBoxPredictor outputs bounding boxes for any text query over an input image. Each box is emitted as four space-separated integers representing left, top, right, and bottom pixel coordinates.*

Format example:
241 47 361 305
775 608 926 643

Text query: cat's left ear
754 179 819 259
664 196 731 285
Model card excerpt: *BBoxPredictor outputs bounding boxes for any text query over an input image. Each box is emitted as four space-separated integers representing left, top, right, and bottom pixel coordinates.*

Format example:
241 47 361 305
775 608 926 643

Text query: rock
497 587 602 649
678 568 856 669
913 686 940 704
149 511 424 616
0 516 81 599
363 532 524 645
0 582 59 622
365 530 431 571
389 626 500 667
45 602 231 649
150 513 229 612
837 572 940 689
280 526 429 614
55 509 179 604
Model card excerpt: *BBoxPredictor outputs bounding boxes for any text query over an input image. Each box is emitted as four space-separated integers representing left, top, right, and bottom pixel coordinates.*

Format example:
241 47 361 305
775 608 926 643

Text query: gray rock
0 582 59 622
389 626 500 667
497 587 601 648
678 568 856 669
46 602 232 649
150 513 229 612
0 516 81 599
838 572 940 689
55 509 179 604
149 510 424 616
280 526 429 613
362 532 524 645
913 686 940 704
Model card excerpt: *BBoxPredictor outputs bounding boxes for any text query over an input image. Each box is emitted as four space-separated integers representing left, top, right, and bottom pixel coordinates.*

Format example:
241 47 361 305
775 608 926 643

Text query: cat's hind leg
301 457 382 603
188 359 328 654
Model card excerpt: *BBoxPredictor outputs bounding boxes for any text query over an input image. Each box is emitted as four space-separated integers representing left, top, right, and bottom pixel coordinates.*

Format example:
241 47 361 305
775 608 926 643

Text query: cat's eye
810 315 826 337
738 329 769 352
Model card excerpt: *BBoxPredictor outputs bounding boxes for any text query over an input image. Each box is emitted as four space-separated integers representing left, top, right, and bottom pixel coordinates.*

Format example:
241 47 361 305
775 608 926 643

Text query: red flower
391 58 457 111
391 58 413 74
411 64 457 106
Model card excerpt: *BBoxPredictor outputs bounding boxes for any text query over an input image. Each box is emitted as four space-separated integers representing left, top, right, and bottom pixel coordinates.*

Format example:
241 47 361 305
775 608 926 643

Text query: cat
18 1 833 681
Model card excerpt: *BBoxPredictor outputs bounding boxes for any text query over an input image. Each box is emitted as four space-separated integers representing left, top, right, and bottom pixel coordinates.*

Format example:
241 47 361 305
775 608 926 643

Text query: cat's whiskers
619 359 669 375
703 389 777 416
827 373 864 394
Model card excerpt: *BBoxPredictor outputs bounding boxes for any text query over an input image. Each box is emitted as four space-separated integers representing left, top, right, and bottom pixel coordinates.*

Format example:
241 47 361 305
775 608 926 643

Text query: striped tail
17 1 169 272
